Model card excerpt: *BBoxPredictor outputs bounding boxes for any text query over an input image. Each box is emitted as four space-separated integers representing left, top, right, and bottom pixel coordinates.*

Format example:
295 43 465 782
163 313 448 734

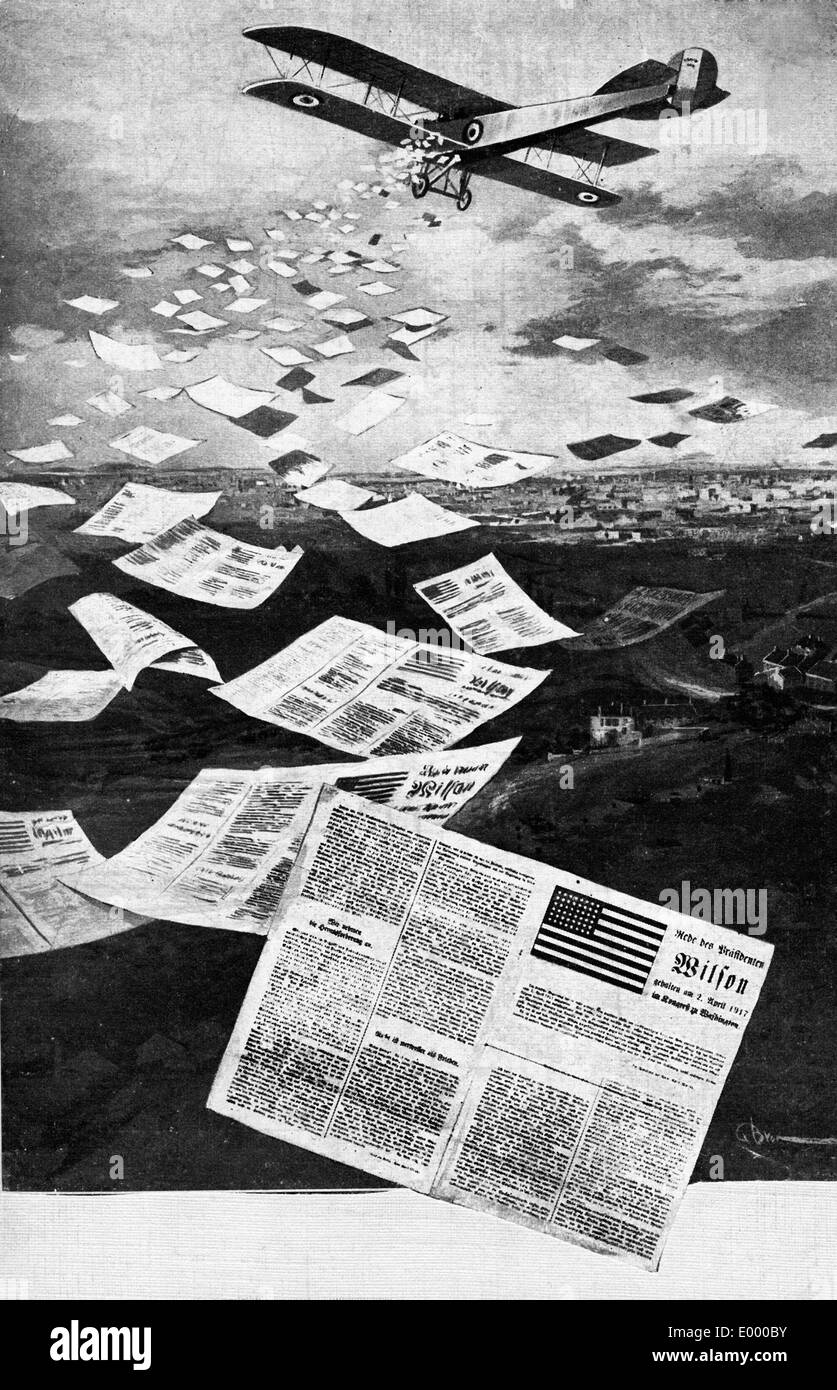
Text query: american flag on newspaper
532 884 666 994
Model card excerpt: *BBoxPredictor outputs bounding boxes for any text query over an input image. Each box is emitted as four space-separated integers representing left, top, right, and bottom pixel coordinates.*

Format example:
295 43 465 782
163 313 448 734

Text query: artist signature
736 1118 837 1148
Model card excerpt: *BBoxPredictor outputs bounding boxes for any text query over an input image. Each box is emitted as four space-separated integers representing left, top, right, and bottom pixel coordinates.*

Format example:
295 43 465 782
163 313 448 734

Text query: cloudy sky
2 0 836 471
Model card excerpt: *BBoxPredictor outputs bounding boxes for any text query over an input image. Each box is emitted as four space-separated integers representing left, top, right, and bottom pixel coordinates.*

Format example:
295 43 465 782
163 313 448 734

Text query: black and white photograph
0 0 834 1338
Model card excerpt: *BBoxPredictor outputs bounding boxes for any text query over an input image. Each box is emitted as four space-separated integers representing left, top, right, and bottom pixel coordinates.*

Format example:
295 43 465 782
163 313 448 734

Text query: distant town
17 457 837 546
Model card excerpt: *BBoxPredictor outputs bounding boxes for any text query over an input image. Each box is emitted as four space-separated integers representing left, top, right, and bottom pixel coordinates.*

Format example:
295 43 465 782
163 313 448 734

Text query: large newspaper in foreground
63 740 518 935
209 787 773 1269
210 616 548 754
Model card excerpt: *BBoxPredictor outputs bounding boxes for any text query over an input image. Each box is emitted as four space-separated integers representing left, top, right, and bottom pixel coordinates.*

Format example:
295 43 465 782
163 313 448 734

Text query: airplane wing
547 127 658 168
245 79 657 179
243 79 464 150
245 27 662 173
243 25 508 119
466 155 621 207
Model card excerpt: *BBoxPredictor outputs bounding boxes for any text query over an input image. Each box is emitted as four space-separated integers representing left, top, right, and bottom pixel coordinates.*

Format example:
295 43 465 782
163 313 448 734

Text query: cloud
500 154 837 413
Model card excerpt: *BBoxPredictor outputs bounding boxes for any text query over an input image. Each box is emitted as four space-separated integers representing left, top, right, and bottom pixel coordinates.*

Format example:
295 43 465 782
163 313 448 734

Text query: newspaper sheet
108 426 201 464
336 390 405 435
415 553 580 654
0 482 75 513
0 810 144 957
75 482 221 544
338 494 478 547
185 375 275 418
113 517 304 609
0 669 126 722
209 787 773 1269
391 431 556 489
64 740 518 934
210 615 548 753
6 440 74 465
295 480 379 511
569 586 725 650
88 329 162 371
69 592 221 689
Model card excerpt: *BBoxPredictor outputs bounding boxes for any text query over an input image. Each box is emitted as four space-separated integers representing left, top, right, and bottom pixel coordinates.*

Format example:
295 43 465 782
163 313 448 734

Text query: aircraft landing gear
404 147 475 212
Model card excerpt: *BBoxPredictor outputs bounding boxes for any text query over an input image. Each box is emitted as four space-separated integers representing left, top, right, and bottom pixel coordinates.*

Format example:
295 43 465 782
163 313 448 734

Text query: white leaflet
65 740 519 933
171 233 213 250
296 479 379 511
0 810 142 957
64 295 119 314
211 614 547 753
108 426 200 463
0 482 74 513
339 493 478 547
391 430 554 489
184 374 276 418
87 390 133 417
336 390 405 436
415 552 580 654
553 334 600 350
7 439 73 464
75 482 221 543
88 330 162 371
113 516 303 609
0 669 125 723
69 592 221 689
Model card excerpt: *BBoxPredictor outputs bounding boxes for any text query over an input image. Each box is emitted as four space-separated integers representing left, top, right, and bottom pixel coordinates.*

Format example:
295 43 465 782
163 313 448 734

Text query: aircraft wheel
411 174 429 199
456 188 472 212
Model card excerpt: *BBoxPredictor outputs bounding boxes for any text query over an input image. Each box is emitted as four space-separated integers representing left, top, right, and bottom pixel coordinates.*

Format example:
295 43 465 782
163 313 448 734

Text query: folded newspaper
209 786 773 1270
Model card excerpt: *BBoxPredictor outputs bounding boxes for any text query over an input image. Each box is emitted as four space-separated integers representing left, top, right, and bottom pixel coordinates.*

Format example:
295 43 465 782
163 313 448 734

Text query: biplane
243 27 728 212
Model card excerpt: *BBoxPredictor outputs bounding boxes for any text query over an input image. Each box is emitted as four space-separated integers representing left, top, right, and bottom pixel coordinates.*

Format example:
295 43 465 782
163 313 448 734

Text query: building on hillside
589 708 642 750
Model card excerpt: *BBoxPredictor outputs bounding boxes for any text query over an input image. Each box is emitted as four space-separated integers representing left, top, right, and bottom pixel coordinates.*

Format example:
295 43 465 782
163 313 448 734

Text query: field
2 518 836 1189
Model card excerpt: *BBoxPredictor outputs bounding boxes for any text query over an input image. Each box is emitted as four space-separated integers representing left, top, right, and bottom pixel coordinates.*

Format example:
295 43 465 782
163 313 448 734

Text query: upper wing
243 25 507 119
245 28 661 171
244 79 446 147
468 156 621 208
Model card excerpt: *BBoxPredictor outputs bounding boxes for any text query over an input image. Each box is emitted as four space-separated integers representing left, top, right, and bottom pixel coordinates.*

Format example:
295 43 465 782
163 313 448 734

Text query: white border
1 1183 834 1299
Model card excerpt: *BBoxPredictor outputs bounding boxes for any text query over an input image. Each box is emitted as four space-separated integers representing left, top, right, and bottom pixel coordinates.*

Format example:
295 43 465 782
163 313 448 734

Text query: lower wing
465 154 621 207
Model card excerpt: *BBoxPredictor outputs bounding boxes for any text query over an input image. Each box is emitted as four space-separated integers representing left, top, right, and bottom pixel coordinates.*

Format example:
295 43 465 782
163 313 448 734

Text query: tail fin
597 49 727 119
595 58 677 97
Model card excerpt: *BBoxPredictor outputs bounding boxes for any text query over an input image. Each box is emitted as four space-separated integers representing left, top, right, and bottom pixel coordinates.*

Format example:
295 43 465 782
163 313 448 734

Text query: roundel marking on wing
463 119 484 144
577 190 600 203
292 92 322 109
